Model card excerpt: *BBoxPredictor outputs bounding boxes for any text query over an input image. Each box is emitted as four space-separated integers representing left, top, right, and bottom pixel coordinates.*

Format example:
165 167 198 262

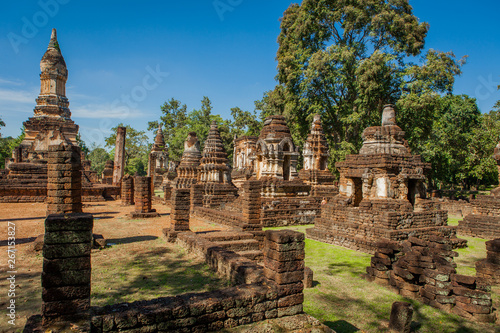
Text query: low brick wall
0 185 120 203
193 206 245 229
90 283 277 332
476 239 500 285
89 230 305 332
308 198 456 254
176 231 263 285
366 236 497 323
261 197 321 227
459 215 500 240
0 187 46 202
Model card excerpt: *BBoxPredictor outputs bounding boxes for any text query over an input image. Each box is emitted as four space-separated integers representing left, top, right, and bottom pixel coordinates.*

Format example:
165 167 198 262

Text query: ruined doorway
352 177 363 207
407 179 417 207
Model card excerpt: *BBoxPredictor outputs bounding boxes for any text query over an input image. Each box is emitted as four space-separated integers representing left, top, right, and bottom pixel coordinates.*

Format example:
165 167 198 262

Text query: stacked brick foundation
240 180 263 238
263 230 305 317
128 176 159 218
476 239 500 285
120 174 134 206
46 144 82 215
42 213 93 328
307 198 461 254
451 274 496 322
366 236 497 323
459 195 500 239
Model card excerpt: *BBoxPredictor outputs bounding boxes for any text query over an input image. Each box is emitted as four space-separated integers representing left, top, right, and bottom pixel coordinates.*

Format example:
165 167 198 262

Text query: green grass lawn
265 225 499 333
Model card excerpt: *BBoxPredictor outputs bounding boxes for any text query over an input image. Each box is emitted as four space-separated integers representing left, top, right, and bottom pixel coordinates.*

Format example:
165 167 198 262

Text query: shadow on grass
106 235 158 245
325 320 359 332
327 261 366 276
91 244 228 307
310 290 491 333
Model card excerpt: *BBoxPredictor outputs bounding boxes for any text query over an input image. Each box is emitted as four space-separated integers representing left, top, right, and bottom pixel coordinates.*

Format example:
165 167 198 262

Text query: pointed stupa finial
48 28 59 49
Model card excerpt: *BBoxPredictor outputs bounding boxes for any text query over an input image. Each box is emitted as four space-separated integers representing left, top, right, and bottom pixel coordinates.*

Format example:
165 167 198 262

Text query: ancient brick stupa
254 115 310 197
197 121 237 207
231 135 258 188
307 105 460 253
0 29 78 201
173 132 202 189
22 28 79 154
458 140 500 239
298 115 337 197
148 125 169 189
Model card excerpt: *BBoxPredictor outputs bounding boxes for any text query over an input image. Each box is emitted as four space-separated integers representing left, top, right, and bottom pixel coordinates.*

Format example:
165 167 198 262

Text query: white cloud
71 103 147 120
0 78 25 86
0 88 37 104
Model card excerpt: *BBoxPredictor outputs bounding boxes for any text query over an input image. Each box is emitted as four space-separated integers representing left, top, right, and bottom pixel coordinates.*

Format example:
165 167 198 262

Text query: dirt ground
0 200 229 332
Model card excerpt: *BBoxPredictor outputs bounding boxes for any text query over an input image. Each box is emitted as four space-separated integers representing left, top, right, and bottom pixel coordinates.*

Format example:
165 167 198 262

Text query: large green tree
104 124 149 176
259 0 465 173
87 144 111 176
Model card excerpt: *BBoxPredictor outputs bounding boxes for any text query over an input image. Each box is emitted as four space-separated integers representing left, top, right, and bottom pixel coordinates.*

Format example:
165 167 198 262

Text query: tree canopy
258 0 466 176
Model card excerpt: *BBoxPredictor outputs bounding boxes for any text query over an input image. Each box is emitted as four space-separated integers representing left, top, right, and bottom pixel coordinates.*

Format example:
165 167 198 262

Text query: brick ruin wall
89 230 305 332
261 197 321 227
432 198 473 217
0 186 120 203
194 192 323 228
307 197 460 254
366 237 498 323
476 239 500 286
459 195 500 239
27 175 307 332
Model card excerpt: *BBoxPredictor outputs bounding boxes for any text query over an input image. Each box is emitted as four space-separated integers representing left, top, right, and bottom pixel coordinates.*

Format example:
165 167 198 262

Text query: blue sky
1 0 499 148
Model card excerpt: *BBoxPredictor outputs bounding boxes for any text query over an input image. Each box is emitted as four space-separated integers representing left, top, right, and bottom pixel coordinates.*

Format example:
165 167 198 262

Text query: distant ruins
148 125 169 189
197 121 238 207
458 141 500 239
307 105 461 253
298 115 336 197
174 132 202 189
0 29 119 203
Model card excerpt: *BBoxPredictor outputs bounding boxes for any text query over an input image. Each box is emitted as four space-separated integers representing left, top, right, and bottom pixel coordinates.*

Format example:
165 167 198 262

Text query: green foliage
150 97 263 165
76 133 89 155
104 124 149 176
259 0 465 181
0 137 13 169
0 127 25 169
87 145 111 176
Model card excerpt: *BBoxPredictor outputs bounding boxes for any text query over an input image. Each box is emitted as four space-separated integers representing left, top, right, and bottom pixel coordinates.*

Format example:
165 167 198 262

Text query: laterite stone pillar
121 174 134 206
163 188 191 241
42 213 93 329
46 144 82 215
263 230 305 318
